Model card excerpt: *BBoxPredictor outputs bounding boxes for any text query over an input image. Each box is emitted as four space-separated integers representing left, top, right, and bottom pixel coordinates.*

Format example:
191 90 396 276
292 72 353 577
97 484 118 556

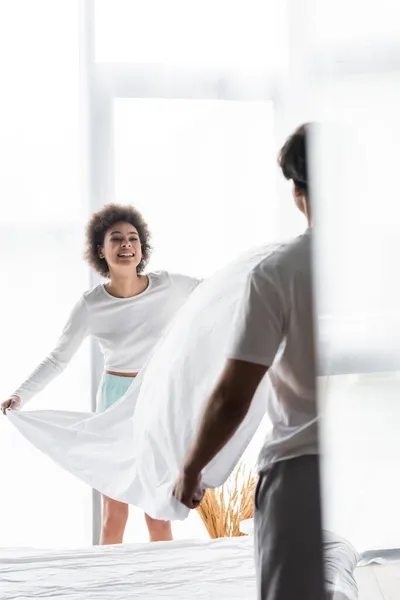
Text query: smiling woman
84 204 152 279
2 202 202 546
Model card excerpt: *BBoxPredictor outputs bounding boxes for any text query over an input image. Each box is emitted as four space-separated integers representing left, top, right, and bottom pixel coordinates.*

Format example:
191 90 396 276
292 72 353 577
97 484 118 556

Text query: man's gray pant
254 455 325 600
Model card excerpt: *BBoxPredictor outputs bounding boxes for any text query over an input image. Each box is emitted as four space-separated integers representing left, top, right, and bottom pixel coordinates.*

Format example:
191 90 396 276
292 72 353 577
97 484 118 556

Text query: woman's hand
1 396 21 416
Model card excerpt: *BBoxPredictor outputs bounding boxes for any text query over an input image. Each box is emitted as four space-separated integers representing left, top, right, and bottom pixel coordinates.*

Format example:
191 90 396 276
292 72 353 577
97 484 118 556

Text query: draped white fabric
8 245 275 521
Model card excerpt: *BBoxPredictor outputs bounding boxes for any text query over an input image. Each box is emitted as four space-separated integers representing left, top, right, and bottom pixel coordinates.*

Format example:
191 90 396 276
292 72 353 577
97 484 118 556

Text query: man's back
257 228 318 470
228 228 317 470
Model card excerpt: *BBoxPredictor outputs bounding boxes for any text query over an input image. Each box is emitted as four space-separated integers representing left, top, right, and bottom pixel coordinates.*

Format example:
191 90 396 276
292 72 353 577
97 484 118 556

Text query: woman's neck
106 272 149 298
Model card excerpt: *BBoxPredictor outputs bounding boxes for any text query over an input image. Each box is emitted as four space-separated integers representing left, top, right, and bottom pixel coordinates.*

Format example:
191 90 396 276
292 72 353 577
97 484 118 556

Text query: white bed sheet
1 537 255 600
0 535 365 600
8 244 274 522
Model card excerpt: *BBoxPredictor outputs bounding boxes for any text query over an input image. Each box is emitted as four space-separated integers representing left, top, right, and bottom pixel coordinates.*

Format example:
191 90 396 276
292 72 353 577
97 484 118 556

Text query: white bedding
1 538 255 599
8 245 273 521
0 535 361 600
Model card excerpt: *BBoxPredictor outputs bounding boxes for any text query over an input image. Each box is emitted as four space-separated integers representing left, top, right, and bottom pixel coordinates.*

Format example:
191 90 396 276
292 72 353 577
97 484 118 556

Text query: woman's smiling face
99 221 143 275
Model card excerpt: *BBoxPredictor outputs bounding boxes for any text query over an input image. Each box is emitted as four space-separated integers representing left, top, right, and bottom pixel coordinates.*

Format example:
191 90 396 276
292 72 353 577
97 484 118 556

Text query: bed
2 538 253 599
1 534 368 600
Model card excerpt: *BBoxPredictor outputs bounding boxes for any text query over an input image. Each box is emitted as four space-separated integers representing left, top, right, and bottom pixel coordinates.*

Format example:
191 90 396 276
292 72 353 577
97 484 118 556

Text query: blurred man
174 124 325 599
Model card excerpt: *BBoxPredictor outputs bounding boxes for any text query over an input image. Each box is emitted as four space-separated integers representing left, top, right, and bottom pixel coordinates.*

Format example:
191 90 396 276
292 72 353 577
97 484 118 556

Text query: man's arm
174 262 283 508
174 358 268 508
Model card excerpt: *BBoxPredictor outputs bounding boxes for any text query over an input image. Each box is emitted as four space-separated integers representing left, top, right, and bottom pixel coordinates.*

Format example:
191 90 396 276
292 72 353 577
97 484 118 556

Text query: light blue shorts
96 373 135 413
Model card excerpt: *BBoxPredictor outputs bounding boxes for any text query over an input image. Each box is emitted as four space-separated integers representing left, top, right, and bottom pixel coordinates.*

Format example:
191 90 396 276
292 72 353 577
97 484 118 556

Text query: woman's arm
8 296 90 407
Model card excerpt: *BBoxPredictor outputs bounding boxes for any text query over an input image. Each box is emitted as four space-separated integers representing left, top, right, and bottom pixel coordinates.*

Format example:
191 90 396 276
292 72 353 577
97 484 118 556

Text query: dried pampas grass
196 463 256 538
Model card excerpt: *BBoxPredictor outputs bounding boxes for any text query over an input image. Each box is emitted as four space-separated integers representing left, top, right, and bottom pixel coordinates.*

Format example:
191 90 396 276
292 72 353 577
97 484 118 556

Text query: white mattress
0 537 256 599
0 535 365 600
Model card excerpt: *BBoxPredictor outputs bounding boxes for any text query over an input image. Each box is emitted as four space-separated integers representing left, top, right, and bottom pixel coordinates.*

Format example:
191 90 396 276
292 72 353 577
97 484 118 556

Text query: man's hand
172 359 267 511
173 469 205 509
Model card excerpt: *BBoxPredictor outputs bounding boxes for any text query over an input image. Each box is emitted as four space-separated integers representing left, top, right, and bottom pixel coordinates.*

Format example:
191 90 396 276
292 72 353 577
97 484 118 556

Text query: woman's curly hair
84 204 152 277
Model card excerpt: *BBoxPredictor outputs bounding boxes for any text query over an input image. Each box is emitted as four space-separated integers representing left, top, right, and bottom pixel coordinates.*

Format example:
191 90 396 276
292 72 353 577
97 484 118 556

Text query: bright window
309 0 400 47
114 98 278 276
0 1 92 547
95 0 288 69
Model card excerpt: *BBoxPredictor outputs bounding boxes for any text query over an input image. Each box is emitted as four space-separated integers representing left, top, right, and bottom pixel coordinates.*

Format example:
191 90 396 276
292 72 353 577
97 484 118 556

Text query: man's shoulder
256 230 311 279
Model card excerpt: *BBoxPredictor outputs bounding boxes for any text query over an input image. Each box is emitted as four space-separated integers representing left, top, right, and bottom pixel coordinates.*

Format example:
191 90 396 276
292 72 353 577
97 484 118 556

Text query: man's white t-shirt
228 228 318 471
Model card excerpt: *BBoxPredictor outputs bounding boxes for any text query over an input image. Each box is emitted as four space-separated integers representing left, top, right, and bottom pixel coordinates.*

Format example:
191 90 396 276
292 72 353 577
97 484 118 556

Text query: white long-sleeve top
13 271 201 405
